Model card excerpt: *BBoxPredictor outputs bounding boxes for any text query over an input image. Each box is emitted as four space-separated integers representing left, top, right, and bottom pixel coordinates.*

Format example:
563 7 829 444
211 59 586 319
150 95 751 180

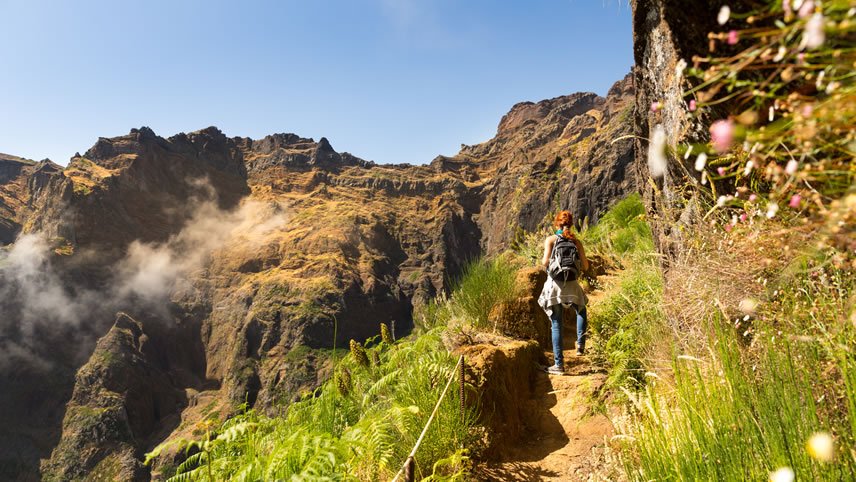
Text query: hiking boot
546 365 565 375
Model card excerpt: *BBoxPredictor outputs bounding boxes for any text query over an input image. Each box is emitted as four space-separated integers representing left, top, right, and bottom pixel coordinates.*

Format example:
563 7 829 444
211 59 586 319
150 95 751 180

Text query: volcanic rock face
0 75 636 479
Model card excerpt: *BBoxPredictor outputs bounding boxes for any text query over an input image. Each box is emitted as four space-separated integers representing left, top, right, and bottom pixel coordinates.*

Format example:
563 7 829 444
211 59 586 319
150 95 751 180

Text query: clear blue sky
1 0 632 166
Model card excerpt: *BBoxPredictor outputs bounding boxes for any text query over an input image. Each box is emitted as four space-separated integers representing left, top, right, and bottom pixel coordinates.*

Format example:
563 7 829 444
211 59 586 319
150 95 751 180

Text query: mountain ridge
0 73 638 480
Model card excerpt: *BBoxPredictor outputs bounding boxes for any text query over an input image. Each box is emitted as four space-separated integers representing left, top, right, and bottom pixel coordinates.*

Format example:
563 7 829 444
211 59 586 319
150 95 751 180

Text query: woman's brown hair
553 210 573 237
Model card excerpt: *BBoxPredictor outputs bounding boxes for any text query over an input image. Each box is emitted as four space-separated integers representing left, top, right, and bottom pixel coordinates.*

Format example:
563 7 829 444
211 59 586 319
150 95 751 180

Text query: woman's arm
541 236 553 268
572 236 590 272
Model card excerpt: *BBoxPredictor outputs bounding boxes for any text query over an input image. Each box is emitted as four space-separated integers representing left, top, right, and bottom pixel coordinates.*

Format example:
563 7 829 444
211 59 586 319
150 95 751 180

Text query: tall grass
449 257 517 330
578 194 653 260
589 263 663 392
416 256 518 332
146 327 477 481
618 250 856 480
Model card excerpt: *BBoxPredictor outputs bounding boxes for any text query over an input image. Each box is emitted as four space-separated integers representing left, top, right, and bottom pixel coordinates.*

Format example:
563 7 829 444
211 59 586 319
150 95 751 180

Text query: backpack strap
550 234 561 259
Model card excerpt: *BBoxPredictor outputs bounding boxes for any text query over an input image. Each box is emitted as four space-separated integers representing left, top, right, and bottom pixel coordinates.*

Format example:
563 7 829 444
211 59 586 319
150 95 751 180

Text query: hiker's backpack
548 235 580 282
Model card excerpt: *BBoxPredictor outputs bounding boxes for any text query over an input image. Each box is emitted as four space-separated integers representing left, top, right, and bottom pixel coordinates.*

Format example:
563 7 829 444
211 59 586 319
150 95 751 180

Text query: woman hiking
538 210 589 375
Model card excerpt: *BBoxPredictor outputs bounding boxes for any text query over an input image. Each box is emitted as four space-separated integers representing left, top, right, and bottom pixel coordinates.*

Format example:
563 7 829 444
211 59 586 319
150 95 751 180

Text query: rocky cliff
0 75 637 480
631 0 754 260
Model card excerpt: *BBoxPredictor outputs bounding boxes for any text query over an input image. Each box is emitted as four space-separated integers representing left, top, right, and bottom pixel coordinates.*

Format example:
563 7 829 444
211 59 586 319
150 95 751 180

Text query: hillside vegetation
613 1 856 480
146 324 475 481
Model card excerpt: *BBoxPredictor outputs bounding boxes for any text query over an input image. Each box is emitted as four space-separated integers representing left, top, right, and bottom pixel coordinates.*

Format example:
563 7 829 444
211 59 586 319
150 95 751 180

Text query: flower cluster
673 1 854 231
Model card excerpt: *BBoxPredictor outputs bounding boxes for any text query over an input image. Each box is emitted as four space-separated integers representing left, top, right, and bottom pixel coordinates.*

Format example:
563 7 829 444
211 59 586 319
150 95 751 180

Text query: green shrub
589 253 663 392
574 194 664 392
580 193 652 259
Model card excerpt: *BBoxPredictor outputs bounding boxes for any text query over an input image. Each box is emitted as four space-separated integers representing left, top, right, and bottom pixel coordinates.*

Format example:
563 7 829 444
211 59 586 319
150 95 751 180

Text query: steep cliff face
0 154 67 244
0 76 636 479
631 0 754 259
458 74 638 254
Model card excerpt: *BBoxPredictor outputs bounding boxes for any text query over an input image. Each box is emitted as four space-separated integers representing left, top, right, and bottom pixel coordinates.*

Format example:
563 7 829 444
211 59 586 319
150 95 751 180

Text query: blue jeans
549 304 588 368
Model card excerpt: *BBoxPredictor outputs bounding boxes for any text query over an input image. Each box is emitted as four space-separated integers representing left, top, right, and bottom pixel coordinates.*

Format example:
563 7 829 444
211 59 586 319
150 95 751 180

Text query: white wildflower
718 5 731 25
739 298 759 315
694 152 708 171
807 432 834 462
770 467 795 482
785 159 798 175
647 124 668 178
802 12 826 49
815 70 826 90
684 144 693 160
769 106 775 122
767 202 779 218
744 160 755 175
717 195 728 207
825 81 840 94
773 45 787 62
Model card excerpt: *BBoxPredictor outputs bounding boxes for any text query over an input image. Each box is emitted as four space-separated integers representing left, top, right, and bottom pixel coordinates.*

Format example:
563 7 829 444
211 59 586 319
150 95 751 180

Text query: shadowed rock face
41 313 188 481
0 75 636 479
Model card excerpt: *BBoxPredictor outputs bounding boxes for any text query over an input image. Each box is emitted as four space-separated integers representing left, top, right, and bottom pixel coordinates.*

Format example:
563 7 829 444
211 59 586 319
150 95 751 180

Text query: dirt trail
479 286 616 481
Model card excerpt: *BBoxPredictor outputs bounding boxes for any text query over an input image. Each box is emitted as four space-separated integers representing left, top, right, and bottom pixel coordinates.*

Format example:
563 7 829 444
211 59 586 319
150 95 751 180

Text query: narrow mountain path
478 285 616 481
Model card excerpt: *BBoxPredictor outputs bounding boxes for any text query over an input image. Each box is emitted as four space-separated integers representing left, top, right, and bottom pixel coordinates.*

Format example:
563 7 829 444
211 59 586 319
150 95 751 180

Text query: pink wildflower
740 213 748 222
725 223 733 232
801 104 813 117
689 99 697 111
727 30 739 45
717 167 726 176
789 194 802 208
749 194 757 202
651 101 662 113
710 119 735 153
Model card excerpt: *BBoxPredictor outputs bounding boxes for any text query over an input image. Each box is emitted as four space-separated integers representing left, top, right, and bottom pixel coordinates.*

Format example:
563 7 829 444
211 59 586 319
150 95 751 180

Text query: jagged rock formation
0 154 66 244
42 313 186 481
0 75 637 479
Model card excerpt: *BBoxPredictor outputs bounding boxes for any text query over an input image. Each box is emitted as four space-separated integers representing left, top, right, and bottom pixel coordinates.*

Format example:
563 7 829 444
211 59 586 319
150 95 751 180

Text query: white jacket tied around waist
538 273 587 318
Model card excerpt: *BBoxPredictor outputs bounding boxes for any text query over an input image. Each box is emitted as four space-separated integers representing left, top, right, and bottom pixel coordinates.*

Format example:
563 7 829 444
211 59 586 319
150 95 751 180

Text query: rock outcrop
631 0 754 260
41 313 186 481
458 339 545 460
0 76 637 479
